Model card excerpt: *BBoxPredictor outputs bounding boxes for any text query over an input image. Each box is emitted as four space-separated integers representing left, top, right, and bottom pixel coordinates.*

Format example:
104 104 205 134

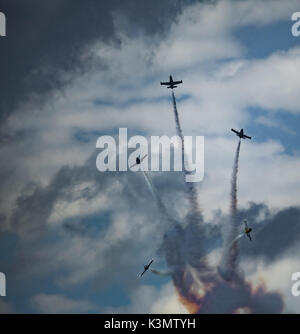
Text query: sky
0 0 300 313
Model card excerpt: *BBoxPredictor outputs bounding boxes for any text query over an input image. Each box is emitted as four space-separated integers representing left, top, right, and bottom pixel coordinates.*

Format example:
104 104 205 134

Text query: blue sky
234 20 300 155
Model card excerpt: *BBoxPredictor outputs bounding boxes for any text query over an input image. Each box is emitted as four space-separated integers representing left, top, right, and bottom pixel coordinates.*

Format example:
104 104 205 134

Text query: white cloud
104 283 188 314
199 137 300 219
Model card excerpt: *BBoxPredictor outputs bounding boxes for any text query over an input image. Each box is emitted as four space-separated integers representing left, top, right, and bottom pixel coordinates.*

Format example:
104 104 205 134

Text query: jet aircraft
139 259 154 277
160 75 183 89
130 154 148 169
231 128 251 140
243 220 252 241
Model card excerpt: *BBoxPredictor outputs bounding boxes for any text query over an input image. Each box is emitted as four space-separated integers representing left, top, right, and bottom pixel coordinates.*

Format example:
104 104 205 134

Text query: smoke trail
168 90 210 292
142 170 157 200
149 101 283 313
229 233 244 247
150 269 172 277
230 139 241 226
171 90 202 220
162 218 284 314
157 91 282 313
150 119 283 313
171 90 185 163
164 90 214 310
219 139 241 282
142 170 171 223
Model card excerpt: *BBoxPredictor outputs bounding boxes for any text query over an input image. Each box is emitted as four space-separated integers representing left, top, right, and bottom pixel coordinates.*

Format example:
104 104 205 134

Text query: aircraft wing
139 269 147 277
129 162 138 169
244 221 248 229
140 154 148 163
148 259 154 267
244 135 251 139
173 80 182 85
160 81 170 86
231 129 239 134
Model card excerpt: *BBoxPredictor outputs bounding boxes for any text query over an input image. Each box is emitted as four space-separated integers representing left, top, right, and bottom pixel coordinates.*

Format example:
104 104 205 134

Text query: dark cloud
0 0 200 128
239 203 300 263
203 202 300 265
9 151 154 234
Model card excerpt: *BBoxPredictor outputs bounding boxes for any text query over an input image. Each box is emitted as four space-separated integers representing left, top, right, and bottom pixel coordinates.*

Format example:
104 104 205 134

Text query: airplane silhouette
129 154 148 169
160 75 183 89
231 128 251 140
139 259 154 277
243 220 252 241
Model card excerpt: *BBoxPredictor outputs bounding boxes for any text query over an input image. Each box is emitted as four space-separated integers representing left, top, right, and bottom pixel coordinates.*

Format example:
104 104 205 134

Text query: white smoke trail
219 139 242 282
159 96 283 312
229 233 244 247
228 139 241 275
142 170 176 230
142 171 166 215
171 90 185 166
142 170 157 200
150 269 172 277
171 90 202 220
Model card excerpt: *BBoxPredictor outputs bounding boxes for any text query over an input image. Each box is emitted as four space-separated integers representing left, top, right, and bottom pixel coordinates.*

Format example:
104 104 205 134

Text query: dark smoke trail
219 139 242 282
